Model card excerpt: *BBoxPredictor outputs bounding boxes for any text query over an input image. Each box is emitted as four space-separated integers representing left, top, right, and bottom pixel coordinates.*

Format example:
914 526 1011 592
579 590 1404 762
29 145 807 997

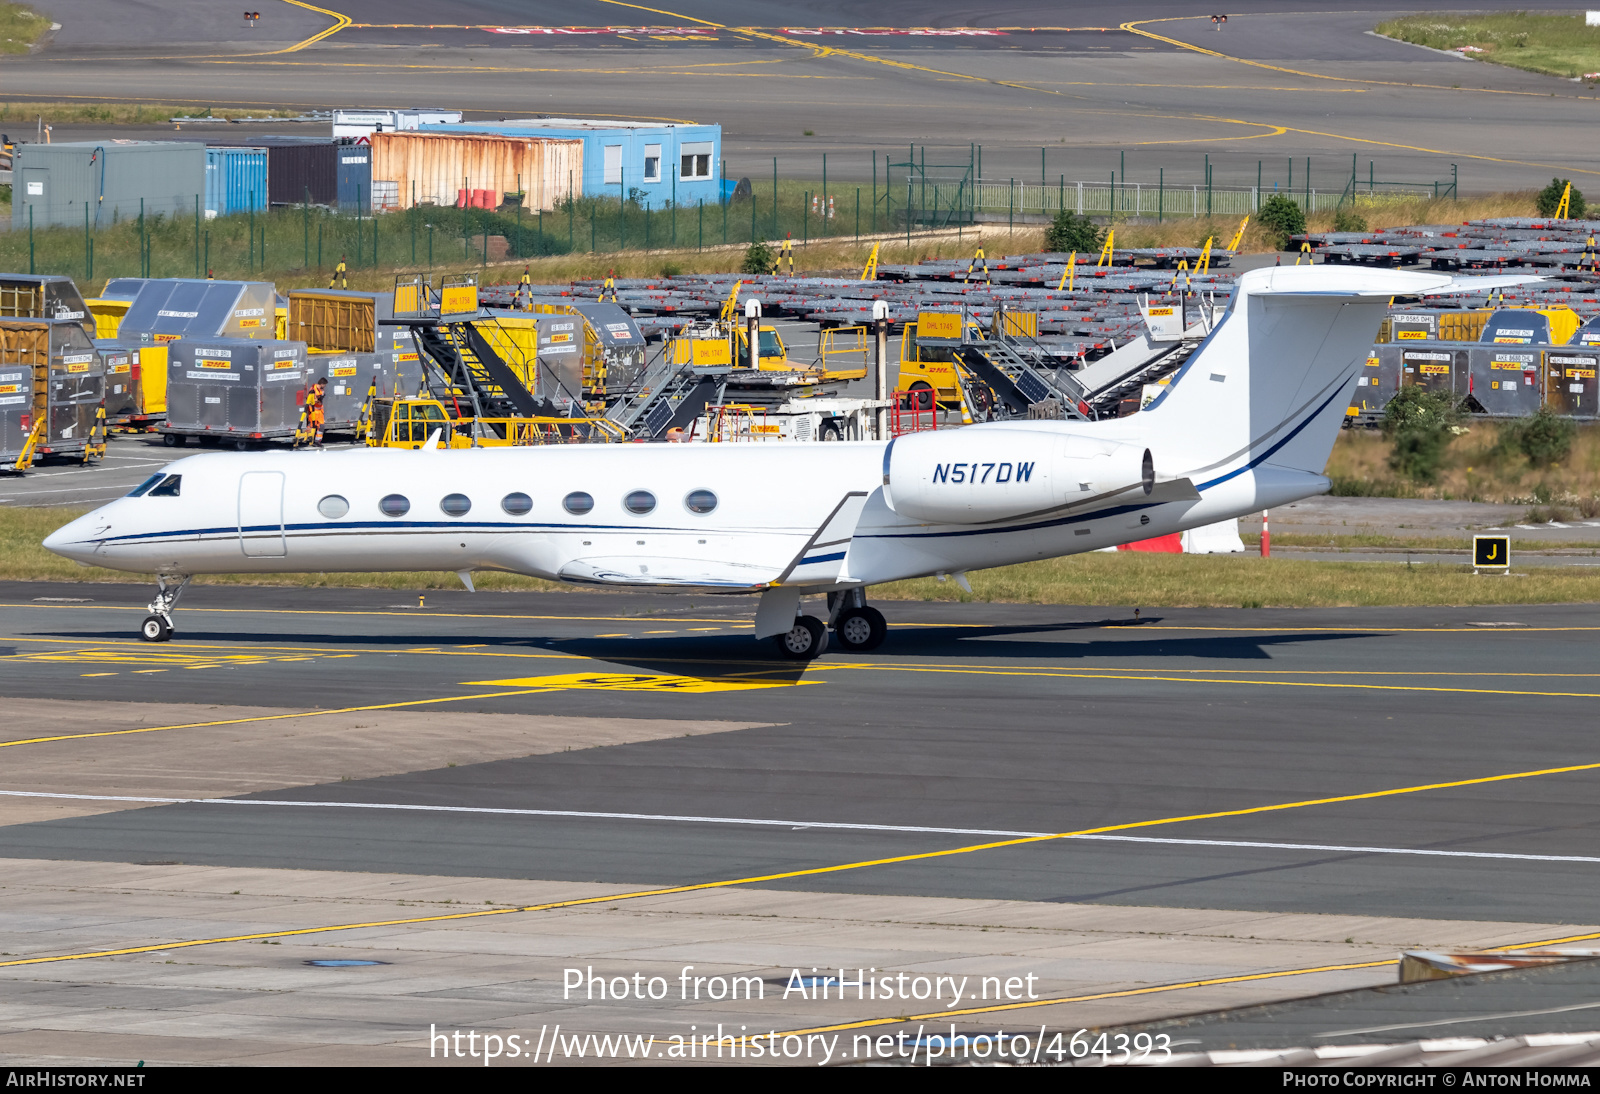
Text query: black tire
834 606 887 652
901 382 936 412
162 433 181 447
968 385 995 422
774 615 828 660
232 438 250 452
820 420 845 442
140 615 172 643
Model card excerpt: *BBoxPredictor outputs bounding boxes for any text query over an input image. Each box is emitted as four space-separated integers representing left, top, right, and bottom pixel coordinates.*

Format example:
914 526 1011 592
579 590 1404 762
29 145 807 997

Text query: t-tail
1140 266 1539 505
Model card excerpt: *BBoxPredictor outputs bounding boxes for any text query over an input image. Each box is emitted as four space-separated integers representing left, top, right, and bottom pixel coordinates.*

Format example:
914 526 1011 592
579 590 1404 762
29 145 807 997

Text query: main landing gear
772 590 888 661
140 574 191 642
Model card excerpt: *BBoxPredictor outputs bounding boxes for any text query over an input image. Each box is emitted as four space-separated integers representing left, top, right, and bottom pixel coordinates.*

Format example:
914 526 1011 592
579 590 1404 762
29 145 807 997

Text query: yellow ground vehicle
898 310 986 408
666 282 866 383
366 396 623 449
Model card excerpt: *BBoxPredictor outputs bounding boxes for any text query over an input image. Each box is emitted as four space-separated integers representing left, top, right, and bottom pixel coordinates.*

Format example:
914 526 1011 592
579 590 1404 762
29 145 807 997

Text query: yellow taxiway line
4 755 1598 970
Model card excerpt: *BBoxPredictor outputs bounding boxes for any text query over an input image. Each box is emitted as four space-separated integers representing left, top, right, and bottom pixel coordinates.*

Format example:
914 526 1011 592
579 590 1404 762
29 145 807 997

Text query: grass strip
0 3 50 55
1377 12 1600 82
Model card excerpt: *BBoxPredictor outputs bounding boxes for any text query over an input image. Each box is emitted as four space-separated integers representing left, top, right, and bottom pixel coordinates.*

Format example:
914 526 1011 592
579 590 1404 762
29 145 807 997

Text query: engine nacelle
883 427 1151 524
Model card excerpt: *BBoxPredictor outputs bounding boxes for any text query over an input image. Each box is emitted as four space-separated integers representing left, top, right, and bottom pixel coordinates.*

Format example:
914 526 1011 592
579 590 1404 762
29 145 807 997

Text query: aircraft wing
558 556 779 591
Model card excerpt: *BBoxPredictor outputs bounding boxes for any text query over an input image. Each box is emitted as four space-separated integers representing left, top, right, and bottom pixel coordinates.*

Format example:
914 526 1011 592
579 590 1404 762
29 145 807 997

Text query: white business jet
44 267 1528 658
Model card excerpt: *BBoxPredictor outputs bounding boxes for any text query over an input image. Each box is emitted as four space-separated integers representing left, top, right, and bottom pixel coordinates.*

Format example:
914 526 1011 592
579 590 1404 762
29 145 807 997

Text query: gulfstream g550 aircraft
44 267 1530 658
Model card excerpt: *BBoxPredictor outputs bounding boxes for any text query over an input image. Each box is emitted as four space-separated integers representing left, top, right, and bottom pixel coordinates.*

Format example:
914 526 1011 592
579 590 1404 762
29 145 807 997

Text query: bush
741 240 775 275
1044 210 1102 254
1536 177 1586 219
1383 386 1464 483
1257 195 1306 249
1332 207 1368 233
1501 405 1577 467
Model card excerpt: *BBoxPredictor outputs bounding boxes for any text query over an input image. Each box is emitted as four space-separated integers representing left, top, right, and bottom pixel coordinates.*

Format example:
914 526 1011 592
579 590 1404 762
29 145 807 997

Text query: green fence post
772 157 778 239
318 220 323 269
803 191 808 246
305 188 312 267
645 201 651 250
1305 157 1311 207
872 150 877 234
822 153 827 239
84 202 90 281
672 165 677 245
1159 167 1164 222
193 195 199 278
1009 178 1014 233
856 188 860 241
205 230 209 276
140 199 146 278
698 198 703 251
28 205 34 275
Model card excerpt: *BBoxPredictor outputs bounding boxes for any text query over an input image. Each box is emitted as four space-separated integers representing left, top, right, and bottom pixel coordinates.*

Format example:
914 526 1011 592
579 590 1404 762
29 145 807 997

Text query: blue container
204 146 268 218
336 145 371 212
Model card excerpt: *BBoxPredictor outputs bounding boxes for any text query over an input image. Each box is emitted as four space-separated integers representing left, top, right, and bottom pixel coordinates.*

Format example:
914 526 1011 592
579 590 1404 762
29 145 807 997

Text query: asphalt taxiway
3 582 1599 1063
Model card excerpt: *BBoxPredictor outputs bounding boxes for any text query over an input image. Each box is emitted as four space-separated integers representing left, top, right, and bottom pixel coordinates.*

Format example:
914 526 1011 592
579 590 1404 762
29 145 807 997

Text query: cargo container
12 141 205 229
368 132 583 212
418 119 720 208
1377 309 1490 344
1468 346 1542 417
206 137 340 207
332 108 463 140
84 297 130 338
0 274 95 338
1401 346 1468 397
1546 349 1600 418
162 338 309 447
97 341 167 425
0 319 105 461
336 144 372 212
286 289 405 354
513 299 647 400
1573 315 1600 347
1350 345 1403 420
1479 306 1579 346
0 358 30 468
204 146 269 218
303 351 385 433
119 279 278 344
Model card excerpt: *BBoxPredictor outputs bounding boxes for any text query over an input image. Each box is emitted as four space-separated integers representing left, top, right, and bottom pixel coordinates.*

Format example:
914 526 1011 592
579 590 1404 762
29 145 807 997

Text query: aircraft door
238 471 287 557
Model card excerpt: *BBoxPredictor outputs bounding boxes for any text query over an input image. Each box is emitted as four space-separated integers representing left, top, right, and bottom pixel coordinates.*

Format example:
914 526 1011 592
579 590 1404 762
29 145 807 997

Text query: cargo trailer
161 338 309 448
118 279 277 344
0 274 95 338
0 318 106 464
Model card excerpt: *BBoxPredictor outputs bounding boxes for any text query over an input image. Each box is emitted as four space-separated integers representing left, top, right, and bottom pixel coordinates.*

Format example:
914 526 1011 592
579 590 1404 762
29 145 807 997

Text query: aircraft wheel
140 615 172 643
834 606 887 652
774 615 828 660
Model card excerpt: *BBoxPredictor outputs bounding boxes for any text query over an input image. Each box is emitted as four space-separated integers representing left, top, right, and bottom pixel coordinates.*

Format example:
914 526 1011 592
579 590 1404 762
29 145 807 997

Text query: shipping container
0 319 104 459
1576 315 1600 347
332 108 463 140
119 279 278 344
0 357 30 467
1350 345 1403 420
1479 307 1580 346
336 144 372 212
1468 346 1542 417
515 299 647 398
85 297 130 338
204 146 269 218
12 141 205 229
0 274 95 338
1377 309 1490 344
1546 349 1600 418
419 119 721 208
163 338 309 444
207 137 339 206
368 132 583 212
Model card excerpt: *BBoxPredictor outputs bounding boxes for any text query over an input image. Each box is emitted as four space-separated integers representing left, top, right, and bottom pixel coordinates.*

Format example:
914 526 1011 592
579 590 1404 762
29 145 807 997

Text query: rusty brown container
369 132 584 211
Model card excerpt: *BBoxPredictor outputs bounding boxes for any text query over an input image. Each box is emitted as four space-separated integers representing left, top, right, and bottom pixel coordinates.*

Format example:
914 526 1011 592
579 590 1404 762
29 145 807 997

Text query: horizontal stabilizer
559 556 776 591
1254 267 1543 298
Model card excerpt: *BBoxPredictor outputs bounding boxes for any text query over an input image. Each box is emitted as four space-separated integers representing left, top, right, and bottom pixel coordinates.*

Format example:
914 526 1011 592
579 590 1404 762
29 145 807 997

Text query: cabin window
624 490 656 515
563 491 594 515
127 474 164 497
318 495 349 519
440 493 472 516
148 475 182 498
379 494 410 516
684 489 717 514
502 492 533 515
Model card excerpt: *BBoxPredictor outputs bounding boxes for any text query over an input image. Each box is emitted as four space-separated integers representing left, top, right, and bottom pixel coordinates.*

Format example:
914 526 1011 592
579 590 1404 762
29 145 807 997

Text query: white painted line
1 791 1595 864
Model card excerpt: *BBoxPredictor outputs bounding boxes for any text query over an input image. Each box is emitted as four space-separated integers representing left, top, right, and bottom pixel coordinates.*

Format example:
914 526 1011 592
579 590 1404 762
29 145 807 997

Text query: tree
1501 405 1577 467
1257 194 1306 250
1536 177 1586 219
741 240 775 275
1044 210 1102 254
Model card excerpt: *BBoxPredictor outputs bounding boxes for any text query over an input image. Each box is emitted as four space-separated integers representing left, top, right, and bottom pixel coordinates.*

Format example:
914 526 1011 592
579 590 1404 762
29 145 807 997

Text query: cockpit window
147 475 182 498
127 474 164 498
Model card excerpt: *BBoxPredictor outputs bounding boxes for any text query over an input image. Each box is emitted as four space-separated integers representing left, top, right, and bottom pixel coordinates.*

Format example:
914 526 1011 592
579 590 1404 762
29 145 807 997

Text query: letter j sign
1473 535 1510 571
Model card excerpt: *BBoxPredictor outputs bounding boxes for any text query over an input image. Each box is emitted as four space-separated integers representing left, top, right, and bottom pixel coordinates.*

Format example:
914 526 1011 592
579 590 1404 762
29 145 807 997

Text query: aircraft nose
42 513 104 561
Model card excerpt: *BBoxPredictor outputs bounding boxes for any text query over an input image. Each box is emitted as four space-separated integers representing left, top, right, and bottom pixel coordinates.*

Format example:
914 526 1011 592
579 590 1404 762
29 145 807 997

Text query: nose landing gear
140 574 191 642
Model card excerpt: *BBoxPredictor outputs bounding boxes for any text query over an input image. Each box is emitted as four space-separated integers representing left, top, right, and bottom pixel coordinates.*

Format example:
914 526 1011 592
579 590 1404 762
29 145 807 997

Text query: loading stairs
604 343 728 439
411 321 561 420
954 337 1094 420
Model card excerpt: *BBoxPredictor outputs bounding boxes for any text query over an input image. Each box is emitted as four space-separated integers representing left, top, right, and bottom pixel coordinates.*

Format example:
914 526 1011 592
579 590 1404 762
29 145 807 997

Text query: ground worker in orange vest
305 377 327 447
329 255 347 290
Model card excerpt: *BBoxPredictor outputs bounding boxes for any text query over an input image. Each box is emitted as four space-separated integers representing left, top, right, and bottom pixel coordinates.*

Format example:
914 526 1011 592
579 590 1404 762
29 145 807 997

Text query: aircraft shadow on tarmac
36 621 1383 680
